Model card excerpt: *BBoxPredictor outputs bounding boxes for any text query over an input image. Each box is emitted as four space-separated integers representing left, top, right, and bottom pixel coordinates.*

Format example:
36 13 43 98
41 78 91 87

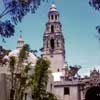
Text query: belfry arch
50 39 55 49
51 25 54 33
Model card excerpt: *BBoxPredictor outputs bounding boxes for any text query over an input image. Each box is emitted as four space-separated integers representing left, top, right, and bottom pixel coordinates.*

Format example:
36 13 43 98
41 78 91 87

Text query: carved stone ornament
82 69 100 100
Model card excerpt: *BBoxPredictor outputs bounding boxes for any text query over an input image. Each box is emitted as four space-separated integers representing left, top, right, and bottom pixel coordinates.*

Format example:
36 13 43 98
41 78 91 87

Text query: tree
31 57 50 100
0 0 50 41
31 57 58 100
0 46 11 64
89 0 100 39
9 44 32 100
9 44 58 100
89 0 100 10
46 92 58 100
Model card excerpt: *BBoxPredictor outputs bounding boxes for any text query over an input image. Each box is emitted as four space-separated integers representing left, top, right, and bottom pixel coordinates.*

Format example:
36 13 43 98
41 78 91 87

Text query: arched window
57 69 60 72
55 15 57 20
51 25 54 33
50 39 55 49
25 93 27 100
51 15 54 20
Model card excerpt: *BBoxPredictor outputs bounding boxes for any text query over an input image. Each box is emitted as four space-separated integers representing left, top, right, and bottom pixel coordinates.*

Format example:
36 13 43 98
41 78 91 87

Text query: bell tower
43 4 65 73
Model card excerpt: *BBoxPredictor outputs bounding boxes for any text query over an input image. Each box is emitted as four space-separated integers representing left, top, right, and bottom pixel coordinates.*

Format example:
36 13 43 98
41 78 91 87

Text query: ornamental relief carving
81 69 100 100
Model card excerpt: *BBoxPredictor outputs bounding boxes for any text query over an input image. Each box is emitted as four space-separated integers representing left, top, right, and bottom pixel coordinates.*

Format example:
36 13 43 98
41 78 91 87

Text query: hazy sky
1 0 100 76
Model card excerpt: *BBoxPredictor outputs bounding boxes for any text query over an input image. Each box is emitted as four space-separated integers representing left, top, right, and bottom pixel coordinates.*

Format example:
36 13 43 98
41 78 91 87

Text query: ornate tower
16 35 24 49
43 4 65 73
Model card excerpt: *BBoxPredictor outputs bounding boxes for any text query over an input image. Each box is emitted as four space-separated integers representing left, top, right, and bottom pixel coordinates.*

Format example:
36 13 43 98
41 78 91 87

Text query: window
50 39 55 49
50 83 52 91
51 15 54 20
25 93 27 100
64 87 70 95
51 25 54 33
55 15 57 20
57 69 59 72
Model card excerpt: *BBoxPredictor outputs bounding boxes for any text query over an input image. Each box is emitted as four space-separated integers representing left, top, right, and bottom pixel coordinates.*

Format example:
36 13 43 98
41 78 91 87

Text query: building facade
43 4 100 100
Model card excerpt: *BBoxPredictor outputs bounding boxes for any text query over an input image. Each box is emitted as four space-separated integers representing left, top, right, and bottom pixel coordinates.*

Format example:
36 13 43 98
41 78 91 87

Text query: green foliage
0 46 11 60
19 44 30 63
9 44 58 100
9 44 32 100
31 57 58 100
32 57 50 100
9 56 16 72
46 92 58 100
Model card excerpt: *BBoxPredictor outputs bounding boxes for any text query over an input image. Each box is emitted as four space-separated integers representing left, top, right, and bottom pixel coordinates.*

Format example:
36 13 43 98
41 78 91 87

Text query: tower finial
19 30 23 40
50 2 57 12
16 32 24 49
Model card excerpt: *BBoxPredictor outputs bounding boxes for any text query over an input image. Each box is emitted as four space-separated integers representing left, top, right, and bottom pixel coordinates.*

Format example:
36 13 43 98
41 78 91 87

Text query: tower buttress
43 4 65 73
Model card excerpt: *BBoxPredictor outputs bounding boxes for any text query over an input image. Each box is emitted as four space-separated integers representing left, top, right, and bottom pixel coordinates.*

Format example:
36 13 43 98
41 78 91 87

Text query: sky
0 0 100 76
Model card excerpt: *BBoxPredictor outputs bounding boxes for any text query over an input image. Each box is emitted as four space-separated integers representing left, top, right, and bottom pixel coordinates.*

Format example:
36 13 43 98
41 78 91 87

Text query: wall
44 54 65 73
0 73 9 100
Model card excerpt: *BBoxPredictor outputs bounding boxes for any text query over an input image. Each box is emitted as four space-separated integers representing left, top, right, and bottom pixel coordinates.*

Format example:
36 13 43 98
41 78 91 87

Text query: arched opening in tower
50 39 55 49
51 14 54 20
55 15 57 20
85 86 100 100
51 25 54 33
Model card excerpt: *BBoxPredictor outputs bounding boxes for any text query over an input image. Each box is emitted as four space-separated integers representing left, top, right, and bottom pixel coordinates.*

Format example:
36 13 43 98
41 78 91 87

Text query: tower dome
50 4 57 12
3 35 37 66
